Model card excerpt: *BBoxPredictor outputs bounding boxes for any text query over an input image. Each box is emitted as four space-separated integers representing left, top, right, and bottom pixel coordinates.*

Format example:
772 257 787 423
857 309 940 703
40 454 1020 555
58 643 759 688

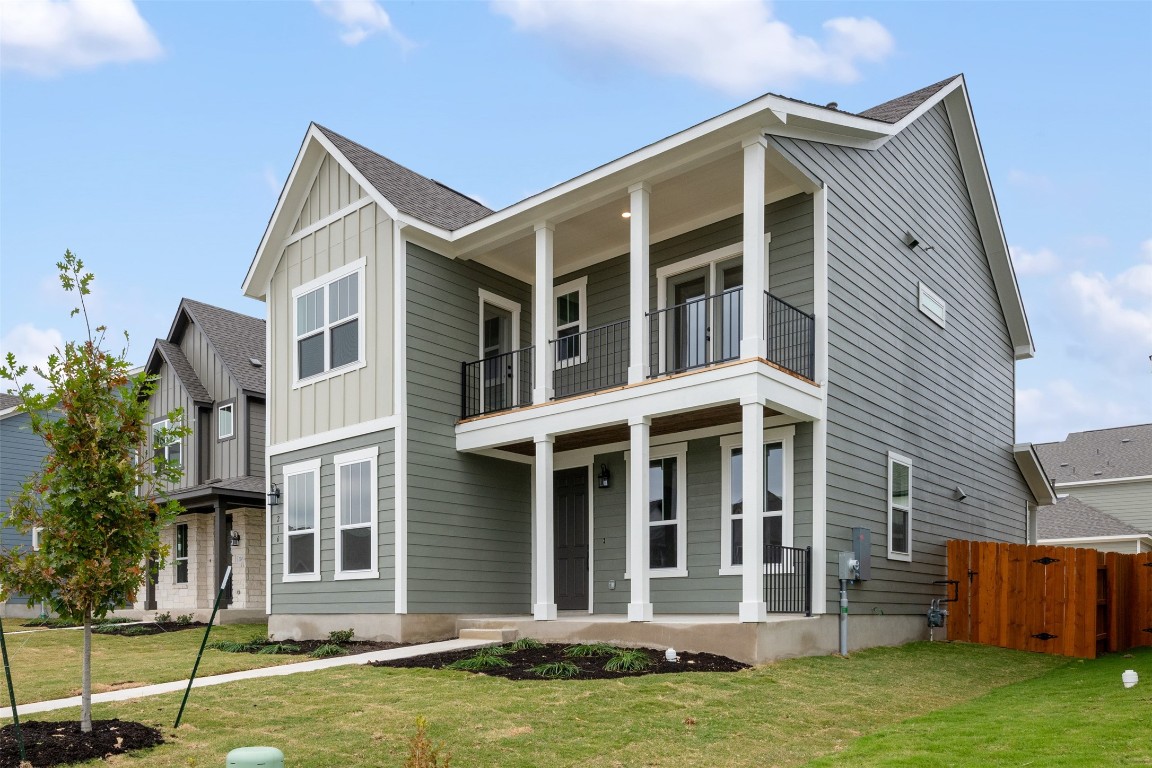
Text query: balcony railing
647 287 744 378
550 319 630 399
765 544 813 615
765 292 815 381
460 346 533 419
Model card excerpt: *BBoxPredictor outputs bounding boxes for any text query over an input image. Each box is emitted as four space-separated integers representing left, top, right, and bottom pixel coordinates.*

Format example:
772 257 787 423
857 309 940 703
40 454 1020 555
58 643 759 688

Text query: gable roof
1037 496 1145 539
0 392 21 411
1035 423 1152 484
151 339 212 405
857 76 957 123
179 300 266 395
315 125 492 231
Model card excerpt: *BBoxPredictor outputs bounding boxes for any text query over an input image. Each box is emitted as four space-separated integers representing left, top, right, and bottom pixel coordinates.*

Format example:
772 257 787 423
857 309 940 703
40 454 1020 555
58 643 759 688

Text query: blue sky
1 0 1149 443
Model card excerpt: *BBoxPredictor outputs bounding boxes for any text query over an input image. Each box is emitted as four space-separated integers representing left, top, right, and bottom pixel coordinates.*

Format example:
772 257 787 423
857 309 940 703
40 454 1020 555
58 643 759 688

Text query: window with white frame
553 276 587 366
625 442 688 578
334 447 378 578
719 426 794 575
283 459 321 580
175 523 189 584
293 260 364 383
152 418 181 467
918 282 946 328
31 526 44 551
888 452 912 561
217 403 234 440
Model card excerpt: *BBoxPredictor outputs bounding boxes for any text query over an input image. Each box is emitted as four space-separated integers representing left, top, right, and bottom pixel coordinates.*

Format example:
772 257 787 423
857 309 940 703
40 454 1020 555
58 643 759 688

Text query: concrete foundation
269 613 460 644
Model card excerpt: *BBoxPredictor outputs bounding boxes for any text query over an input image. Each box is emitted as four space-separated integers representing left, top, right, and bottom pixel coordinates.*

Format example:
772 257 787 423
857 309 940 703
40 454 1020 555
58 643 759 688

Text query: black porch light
597 463 611 489
267 483 281 506
229 530 241 547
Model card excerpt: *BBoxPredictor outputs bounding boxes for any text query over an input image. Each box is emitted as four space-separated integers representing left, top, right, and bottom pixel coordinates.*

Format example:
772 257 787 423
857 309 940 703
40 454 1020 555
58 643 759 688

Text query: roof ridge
856 75 961 124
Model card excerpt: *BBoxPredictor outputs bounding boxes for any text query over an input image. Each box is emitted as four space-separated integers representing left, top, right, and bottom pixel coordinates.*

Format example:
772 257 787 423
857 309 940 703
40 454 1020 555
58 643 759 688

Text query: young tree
0 252 188 733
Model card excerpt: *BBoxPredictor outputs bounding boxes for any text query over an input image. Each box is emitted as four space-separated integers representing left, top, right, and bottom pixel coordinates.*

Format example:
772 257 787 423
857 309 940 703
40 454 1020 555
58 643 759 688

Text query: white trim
624 441 689 579
31 525 44 552
333 446 379 580
810 184 829 613
586 463 595 615
392 221 408 614
478 288 524 413
1056 475 1152 489
291 258 367 389
718 425 795 576
268 417 398 457
173 523 189 584
552 275 588 367
265 299 273 614
281 458 322 583
887 451 913 562
282 197 373 248
217 403 234 440
917 282 947 328
1040 535 1152 554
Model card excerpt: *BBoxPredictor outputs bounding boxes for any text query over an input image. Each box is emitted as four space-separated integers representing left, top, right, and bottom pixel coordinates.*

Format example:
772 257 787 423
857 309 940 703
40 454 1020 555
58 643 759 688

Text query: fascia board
1013 443 1057 506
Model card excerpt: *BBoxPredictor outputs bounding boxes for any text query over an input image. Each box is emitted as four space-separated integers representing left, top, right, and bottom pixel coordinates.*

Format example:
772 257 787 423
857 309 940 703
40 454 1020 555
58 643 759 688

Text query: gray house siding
147 362 201 492
406 243 533 614
247 398 266 478
771 102 1031 614
1062 482 1152 533
1 411 46 607
269 430 395 613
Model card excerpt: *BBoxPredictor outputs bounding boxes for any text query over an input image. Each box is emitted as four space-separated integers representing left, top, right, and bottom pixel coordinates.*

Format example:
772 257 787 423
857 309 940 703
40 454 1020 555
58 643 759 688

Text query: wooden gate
946 541 1152 658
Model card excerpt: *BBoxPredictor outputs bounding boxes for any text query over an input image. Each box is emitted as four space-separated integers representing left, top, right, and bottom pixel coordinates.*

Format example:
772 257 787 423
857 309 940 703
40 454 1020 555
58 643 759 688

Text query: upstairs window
553 277 587 366
217 403 234 440
293 261 364 384
152 418 181 467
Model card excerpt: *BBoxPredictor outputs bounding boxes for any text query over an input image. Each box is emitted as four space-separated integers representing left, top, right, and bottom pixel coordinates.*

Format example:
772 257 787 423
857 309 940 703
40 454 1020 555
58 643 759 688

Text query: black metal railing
764 544 812 615
460 346 533 419
550 319 629 399
647 287 743 378
765 292 815 381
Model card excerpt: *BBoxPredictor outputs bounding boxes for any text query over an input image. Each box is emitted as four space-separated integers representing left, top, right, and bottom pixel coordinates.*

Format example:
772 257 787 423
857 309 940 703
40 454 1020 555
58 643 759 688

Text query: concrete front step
458 627 519 642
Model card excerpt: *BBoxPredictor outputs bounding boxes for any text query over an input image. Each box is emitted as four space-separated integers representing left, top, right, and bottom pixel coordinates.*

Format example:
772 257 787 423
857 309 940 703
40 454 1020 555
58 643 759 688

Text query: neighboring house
240 74 1052 661
0 392 50 618
1036 496 1152 554
130 299 268 622
1034 424 1152 552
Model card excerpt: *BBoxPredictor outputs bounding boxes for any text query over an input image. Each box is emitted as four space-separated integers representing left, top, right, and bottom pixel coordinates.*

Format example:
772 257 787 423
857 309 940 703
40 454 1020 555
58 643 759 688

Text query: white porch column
627 182 651 384
627 415 653 621
533 223 555 404
533 434 557 620
739 397 768 622
741 136 768 361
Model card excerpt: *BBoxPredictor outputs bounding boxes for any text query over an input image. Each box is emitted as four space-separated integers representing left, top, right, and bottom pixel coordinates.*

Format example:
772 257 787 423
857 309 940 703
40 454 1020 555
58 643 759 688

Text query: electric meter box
852 527 871 581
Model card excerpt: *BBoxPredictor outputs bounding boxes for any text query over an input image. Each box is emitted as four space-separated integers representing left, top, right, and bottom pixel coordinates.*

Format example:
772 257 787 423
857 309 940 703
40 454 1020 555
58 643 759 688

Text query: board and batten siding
770 102 1031 614
292 154 366 234
269 430 396 613
267 180 394 446
247 398 266 477
1060 482 1152 533
1 411 48 605
146 361 202 492
406 243 533 614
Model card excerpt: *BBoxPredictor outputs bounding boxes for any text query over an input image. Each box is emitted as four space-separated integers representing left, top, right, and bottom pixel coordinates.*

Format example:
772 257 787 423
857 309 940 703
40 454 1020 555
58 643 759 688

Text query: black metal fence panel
764 544 813 615
648 287 743 378
551 319 630 399
460 346 534 418
765 292 815 381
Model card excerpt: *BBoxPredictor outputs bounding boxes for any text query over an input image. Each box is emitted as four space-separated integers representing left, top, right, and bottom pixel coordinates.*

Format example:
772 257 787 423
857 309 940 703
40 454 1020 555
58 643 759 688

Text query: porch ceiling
499 403 780 456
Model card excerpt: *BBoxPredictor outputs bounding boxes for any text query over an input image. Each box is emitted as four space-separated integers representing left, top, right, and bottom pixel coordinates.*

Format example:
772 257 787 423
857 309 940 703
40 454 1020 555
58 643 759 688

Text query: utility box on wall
852 527 871 581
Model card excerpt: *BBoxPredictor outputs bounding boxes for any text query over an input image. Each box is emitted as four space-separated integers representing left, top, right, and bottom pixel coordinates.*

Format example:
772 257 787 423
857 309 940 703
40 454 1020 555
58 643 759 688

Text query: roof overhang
1014 442 1057 506
144 341 212 407
1039 534 1152 551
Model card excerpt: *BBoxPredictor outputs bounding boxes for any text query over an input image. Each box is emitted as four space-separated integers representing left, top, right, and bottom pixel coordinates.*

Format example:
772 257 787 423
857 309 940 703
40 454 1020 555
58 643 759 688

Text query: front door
554 467 589 611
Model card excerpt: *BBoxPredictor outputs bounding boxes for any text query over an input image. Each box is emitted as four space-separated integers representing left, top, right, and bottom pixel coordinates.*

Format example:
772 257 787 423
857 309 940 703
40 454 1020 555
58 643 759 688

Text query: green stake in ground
0 614 27 763
174 565 232 729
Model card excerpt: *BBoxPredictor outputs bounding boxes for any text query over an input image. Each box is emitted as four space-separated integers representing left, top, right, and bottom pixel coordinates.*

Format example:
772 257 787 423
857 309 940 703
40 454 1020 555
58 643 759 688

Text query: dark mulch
371 643 748 680
92 621 207 637
0 719 163 768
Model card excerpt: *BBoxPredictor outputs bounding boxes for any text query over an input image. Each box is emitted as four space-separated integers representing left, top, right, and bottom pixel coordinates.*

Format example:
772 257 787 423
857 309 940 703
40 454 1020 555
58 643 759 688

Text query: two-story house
1 392 50 618
241 74 1052 661
131 299 268 622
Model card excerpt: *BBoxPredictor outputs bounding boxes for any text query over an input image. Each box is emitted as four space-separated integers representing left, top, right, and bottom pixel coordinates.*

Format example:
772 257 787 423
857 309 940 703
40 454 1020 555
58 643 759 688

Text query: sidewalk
1 637 489 718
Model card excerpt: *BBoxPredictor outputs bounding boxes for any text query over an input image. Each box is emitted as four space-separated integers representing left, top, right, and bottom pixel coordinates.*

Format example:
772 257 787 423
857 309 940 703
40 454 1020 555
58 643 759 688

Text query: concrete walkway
1 637 489 718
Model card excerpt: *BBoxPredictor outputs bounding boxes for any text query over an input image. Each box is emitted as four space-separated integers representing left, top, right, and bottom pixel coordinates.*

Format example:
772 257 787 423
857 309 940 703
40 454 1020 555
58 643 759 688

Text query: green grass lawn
12 641 1142 767
2 622 302 705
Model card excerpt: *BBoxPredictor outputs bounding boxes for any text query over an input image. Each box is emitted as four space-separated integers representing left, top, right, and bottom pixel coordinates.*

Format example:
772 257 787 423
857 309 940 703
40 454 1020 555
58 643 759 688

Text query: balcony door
481 300 513 412
663 256 743 374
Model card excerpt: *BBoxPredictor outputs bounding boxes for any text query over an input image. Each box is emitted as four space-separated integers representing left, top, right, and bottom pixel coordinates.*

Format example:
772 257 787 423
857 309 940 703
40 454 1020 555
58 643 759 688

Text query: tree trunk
81 607 92 733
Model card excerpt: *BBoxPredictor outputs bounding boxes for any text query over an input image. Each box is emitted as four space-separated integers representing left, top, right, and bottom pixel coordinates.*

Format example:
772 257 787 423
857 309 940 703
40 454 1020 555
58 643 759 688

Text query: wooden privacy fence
946 540 1152 658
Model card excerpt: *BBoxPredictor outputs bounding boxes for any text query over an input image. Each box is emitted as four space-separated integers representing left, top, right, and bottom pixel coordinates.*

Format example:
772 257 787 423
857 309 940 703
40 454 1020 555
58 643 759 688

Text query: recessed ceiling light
621 211 631 219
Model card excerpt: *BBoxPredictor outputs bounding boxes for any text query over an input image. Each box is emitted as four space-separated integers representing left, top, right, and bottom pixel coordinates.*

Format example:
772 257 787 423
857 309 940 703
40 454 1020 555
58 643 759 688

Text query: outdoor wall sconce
597 464 611 489
229 530 241 548
953 486 968 502
902 231 920 249
267 483 281 506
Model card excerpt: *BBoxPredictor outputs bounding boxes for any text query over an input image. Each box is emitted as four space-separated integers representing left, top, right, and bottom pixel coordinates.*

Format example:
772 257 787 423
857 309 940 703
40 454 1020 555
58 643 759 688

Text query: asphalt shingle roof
1037 496 1145 539
1035 424 1152 484
315 124 493 231
857 76 959 123
0 392 21 410
154 340 212 404
181 300 266 395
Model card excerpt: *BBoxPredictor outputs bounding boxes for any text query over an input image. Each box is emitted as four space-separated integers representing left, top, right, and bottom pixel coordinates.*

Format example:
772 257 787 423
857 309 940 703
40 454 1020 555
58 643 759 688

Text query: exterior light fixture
902 231 920 249
229 530 241 547
267 483 281 506
953 486 967 501
597 463 611 489
621 211 631 219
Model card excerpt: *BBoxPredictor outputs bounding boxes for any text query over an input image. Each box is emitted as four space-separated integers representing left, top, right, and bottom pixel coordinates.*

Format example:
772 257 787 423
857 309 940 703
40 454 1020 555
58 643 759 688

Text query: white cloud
1017 379 1150 444
0 324 65 384
1065 239 1152 346
312 0 412 48
0 0 162 76
491 0 894 94
1010 245 1061 276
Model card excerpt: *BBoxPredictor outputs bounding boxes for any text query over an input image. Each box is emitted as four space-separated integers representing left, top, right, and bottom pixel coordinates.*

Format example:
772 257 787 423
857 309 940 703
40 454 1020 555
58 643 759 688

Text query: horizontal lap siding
269 431 395 613
770 103 1030 615
1061 483 1152 533
406 244 532 614
1 412 47 605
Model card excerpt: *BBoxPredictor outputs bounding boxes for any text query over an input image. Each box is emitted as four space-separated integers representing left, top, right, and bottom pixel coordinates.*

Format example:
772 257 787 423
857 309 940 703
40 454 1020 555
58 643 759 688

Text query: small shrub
155 611 172 624
404 716 451 768
445 648 511 671
530 661 580 679
507 636 544 651
174 613 194 626
563 642 618 658
209 639 253 653
115 625 153 637
260 642 302 655
327 628 355 644
604 648 652 673
308 642 347 659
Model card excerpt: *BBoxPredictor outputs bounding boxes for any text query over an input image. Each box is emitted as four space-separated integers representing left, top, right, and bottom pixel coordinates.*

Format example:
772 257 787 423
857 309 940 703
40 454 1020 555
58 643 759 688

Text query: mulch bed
219 639 407 655
371 643 748 680
0 719 163 768
92 621 207 637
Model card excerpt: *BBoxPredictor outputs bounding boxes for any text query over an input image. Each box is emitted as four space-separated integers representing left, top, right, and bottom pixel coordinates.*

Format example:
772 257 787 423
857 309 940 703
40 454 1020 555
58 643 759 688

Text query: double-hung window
553 276 587 366
334 447 378 579
888 452 912 561
293 259 364 384
152 418 181 467
625 442 688 578
720 426 794 575
283 459 321 581
175 523 189 584
217 403 234 440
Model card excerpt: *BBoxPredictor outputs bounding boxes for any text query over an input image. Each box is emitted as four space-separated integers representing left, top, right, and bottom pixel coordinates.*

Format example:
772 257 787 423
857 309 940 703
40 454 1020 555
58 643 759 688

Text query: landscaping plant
529 660 580 679
404 716 451 768
603 648 653 673
0 252 188 733
562 642 618 658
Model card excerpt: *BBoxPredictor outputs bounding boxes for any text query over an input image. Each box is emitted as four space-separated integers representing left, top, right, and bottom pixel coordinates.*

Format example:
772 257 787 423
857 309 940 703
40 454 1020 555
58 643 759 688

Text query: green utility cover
226 746 285 767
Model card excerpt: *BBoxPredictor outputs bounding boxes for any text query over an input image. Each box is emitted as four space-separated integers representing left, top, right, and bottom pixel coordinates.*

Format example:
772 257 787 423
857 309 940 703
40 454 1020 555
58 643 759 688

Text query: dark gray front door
554 467 589 611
